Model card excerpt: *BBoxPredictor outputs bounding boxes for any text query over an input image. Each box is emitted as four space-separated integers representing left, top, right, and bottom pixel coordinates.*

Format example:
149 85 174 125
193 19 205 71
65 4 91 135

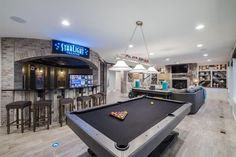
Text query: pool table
66 96 191 157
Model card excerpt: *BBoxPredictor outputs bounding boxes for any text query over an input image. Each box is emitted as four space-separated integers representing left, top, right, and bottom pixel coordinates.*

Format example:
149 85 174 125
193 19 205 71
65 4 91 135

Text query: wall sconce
59 69 64 75
39 68 43 73
22 67 25 74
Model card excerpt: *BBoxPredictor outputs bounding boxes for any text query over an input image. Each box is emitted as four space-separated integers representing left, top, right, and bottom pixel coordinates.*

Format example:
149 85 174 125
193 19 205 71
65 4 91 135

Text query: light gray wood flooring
0 90 236 157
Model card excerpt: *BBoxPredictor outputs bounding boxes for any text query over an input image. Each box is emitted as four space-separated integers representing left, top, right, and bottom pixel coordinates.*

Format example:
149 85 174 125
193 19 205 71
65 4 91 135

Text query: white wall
227 59 236 120
107 70 116 92
0 38 2 126
233 59 236 104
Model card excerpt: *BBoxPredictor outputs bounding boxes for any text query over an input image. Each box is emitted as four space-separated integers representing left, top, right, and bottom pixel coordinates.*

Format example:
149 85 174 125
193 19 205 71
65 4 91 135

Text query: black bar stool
33 100 52 132
59 98 74 127
77 96 92 109
90 94 103 106
98 92 106 104
6 101 32 134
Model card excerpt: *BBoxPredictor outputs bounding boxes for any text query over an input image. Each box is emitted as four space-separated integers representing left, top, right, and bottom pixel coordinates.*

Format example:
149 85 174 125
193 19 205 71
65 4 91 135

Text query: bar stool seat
33 100 52 132
6 101 32 134
59 98 74 127
77 96 92 109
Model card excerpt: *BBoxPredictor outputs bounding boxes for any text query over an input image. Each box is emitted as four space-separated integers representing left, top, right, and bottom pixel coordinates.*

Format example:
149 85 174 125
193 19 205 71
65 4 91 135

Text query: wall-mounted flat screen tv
69 75 93 88
171 64 188 73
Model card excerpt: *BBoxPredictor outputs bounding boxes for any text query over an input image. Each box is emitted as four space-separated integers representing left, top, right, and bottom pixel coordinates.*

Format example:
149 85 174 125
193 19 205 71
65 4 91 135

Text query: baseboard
228 96 236 121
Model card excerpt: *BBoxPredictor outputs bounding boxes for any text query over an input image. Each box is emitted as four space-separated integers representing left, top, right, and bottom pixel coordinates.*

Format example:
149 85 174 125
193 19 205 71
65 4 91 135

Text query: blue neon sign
52 40 90 58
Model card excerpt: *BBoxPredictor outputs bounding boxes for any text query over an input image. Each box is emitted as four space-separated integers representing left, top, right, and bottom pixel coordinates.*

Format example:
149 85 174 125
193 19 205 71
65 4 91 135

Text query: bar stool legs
59 98 74 127
6 108 10 134
16 109 19 129
6 101 32 134
33 100 52 132
21 108 24 133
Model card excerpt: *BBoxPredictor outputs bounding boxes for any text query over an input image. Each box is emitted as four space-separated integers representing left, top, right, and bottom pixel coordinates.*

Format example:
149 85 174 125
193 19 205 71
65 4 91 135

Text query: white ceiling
0 0 236 65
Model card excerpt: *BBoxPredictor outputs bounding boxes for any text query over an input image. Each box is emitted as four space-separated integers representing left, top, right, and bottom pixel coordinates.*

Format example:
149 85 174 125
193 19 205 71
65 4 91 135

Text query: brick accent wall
0 37 102 125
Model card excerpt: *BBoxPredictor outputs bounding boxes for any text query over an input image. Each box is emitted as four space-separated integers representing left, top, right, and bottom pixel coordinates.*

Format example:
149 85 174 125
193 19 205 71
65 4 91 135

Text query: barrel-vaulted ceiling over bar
1 0 236 64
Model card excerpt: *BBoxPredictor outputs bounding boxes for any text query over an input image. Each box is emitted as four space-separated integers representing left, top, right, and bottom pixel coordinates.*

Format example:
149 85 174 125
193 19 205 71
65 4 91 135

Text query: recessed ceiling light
165 58 170 61
195 24 205 30
61 20 70 26
129 44 133 48
10 16 26 24
149 52 154 56
176 62 179 64
203 53 208 57
197 44 203 48
207 59 212 62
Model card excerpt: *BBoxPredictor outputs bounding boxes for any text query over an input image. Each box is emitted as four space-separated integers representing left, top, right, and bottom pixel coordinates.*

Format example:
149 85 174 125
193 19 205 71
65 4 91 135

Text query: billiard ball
150 101 154 105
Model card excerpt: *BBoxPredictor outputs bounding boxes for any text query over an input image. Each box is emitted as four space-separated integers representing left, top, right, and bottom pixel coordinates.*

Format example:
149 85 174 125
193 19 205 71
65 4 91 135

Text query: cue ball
150 101 154 105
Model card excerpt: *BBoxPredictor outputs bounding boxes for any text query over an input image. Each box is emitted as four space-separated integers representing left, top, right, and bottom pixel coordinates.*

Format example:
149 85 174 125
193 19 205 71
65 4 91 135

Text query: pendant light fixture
109 21 158 73
128 21 158 73
131 64 147 73
109 60 132 71
147 66 159 73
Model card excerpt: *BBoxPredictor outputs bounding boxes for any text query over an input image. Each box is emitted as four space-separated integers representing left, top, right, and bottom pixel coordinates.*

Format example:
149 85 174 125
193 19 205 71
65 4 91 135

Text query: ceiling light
109 60 132 71
61 20 70 26
129 44 133 48
10 16 26 24
149 52 154 56
197 44 203 48
207 59 212 62
147 66 159 74
130 64 147 73
203 53 208 57
165 58 170 61
195 24 205 30
176 62 179 64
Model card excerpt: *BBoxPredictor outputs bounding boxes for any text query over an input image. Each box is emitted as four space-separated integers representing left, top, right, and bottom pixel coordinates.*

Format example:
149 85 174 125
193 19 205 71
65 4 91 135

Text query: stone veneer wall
165 63 198 88
0 37 101 125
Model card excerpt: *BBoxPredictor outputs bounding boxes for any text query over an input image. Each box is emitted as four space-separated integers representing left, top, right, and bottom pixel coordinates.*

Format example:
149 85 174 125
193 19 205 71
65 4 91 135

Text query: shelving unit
198 64 227 88
199 71 211 87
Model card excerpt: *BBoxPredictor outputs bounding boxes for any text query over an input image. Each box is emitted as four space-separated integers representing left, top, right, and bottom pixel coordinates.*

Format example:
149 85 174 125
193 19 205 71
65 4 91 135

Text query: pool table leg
148 131 179 157
87 148 96 156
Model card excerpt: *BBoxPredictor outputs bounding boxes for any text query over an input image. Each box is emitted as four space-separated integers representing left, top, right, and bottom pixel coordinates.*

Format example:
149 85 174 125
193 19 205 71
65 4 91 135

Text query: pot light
149 52 154 56
176 62 180 64
61 20 70 26
129 44 133 48
207 59 212 62
165 58 170 61
195 24 205 30
197 44 203 48
203 53 208 57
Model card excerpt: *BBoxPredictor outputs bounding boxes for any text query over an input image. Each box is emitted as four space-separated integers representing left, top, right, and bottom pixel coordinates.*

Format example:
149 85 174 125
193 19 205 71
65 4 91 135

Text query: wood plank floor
0 90 236 157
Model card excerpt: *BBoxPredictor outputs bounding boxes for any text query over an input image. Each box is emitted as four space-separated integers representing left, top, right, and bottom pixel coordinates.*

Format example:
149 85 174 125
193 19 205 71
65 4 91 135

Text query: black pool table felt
75 97 184 147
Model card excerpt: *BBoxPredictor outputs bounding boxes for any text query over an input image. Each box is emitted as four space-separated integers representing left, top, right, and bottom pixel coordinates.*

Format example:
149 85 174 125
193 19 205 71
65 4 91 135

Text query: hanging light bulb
147 66 159 73
130 64 147 73
109 60 132 71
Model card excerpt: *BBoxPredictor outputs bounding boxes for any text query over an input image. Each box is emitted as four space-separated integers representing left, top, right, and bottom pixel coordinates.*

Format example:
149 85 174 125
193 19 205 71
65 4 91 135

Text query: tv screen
171 64 188 73
69 75 93 88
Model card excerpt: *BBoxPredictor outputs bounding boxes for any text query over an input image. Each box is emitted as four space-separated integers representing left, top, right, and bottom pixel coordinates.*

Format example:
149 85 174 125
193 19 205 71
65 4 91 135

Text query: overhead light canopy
147 66 159 74
109 60 132 71
130 64 147 73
